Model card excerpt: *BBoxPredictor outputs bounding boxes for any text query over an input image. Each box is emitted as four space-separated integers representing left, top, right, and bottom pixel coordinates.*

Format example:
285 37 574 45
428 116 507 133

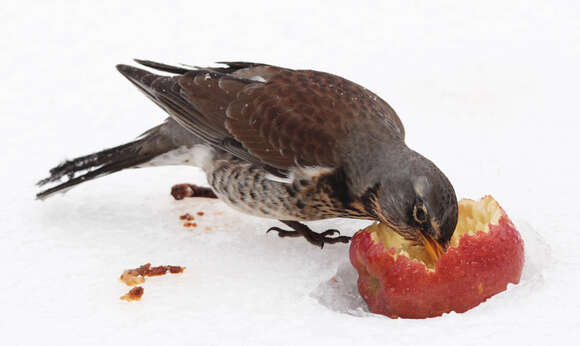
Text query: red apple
349 195 524 318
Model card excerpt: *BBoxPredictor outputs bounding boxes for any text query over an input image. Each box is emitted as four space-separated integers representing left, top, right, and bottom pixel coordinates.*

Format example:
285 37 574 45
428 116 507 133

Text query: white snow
1 1 579 345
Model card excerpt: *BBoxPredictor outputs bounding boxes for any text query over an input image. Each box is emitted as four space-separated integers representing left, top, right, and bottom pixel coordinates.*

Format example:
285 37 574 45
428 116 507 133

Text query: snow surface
1 1 579 345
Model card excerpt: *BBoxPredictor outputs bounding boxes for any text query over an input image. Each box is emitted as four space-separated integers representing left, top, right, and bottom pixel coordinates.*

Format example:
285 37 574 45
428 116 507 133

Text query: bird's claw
266 221 351 249
266 226 300 238
320 229 340 237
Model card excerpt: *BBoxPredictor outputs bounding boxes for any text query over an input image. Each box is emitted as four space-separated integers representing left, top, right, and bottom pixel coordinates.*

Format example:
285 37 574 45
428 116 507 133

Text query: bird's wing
225 68 405 168
119 60 405 171
117 61 268 167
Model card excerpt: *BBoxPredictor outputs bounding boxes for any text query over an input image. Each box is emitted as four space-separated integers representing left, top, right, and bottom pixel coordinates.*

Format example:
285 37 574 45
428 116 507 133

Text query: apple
349 195 524 318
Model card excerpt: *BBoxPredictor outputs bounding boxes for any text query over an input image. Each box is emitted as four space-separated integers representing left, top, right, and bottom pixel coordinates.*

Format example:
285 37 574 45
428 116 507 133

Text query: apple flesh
349 196 524 318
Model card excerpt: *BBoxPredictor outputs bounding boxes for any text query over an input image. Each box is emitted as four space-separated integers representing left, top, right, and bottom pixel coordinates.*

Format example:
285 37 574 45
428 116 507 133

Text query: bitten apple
350 195 524 318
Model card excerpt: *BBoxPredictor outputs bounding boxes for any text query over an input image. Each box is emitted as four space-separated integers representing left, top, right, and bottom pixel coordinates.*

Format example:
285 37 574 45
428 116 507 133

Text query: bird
36 59 458 258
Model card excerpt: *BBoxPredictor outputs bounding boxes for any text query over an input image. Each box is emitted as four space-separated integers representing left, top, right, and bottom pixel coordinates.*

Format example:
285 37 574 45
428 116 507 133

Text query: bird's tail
36 125 174 200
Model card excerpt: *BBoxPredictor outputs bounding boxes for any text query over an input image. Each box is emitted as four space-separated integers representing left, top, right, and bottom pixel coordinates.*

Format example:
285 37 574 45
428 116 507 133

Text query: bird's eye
413 203 428 224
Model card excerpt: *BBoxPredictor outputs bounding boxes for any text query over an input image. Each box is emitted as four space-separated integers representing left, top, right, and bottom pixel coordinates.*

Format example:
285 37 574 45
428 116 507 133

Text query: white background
1 1 579 345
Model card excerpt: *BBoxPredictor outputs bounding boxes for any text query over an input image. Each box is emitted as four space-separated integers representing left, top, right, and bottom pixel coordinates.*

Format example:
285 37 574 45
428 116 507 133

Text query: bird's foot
171 184 218 200
267 220 351 249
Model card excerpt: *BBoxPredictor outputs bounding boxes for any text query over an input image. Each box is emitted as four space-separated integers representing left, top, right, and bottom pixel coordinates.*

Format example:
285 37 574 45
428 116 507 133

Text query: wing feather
118 61 405 173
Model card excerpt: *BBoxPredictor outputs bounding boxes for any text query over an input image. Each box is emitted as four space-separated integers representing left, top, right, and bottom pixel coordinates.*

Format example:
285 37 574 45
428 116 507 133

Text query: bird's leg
171 184 218 200
267 220 351 248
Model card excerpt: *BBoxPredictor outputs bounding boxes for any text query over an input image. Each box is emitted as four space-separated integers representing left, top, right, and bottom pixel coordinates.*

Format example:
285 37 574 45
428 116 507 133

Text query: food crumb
184 222 197 228
120 271 145 286
179 213 195 221
121 286 144 301
120 263 186 286
120 263 151 286
204 226 212 231
330 277 338 283
147 265 169 276
168 265 185 274
196 211 205 216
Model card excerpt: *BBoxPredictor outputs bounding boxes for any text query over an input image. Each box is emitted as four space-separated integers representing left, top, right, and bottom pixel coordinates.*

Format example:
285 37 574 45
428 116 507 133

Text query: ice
515 219 553 284
2 1 579 345
310 261 369 317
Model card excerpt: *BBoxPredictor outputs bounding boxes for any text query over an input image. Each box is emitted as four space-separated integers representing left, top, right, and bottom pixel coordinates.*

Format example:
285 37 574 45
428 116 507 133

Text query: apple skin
350 205 524 319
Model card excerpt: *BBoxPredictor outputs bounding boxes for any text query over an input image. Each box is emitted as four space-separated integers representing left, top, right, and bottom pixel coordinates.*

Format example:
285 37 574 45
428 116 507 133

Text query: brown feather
178 71 249 138
225 69 404 169
124 61 405 173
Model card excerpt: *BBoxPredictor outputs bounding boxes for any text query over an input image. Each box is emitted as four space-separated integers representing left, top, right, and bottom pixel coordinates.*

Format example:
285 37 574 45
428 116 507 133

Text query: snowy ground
1 1 579 345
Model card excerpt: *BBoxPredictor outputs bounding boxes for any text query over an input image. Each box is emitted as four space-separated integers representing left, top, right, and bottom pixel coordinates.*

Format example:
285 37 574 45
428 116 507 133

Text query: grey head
377 146 458 257
346 140 458 258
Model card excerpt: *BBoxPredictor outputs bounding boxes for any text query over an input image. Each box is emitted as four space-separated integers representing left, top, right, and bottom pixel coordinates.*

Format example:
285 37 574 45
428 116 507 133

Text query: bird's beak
419 232 444 262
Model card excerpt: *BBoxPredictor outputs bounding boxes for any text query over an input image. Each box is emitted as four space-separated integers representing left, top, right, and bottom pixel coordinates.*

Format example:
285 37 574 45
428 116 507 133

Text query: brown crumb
330 277 338 283
179 213 195 221
120 263 151 286
204 226 212 231
135 263 151 276
121 286 144 301
196 211 205 216
120 270 145 286
148 266 169 276
120 263 186 286
183 222 198 228
168 265 185 274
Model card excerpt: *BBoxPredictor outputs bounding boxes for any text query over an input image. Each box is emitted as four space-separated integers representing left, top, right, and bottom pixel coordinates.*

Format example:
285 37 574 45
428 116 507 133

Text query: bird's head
363 151 458 261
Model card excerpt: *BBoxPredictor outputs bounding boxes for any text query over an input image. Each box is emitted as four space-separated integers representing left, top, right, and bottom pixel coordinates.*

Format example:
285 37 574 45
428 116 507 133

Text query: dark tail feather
36 136 164 200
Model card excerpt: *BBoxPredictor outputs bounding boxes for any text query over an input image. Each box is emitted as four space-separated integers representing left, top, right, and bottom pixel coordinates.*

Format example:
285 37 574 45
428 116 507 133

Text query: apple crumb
120 286 144 301
179 213 195 221
120 263 186 286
